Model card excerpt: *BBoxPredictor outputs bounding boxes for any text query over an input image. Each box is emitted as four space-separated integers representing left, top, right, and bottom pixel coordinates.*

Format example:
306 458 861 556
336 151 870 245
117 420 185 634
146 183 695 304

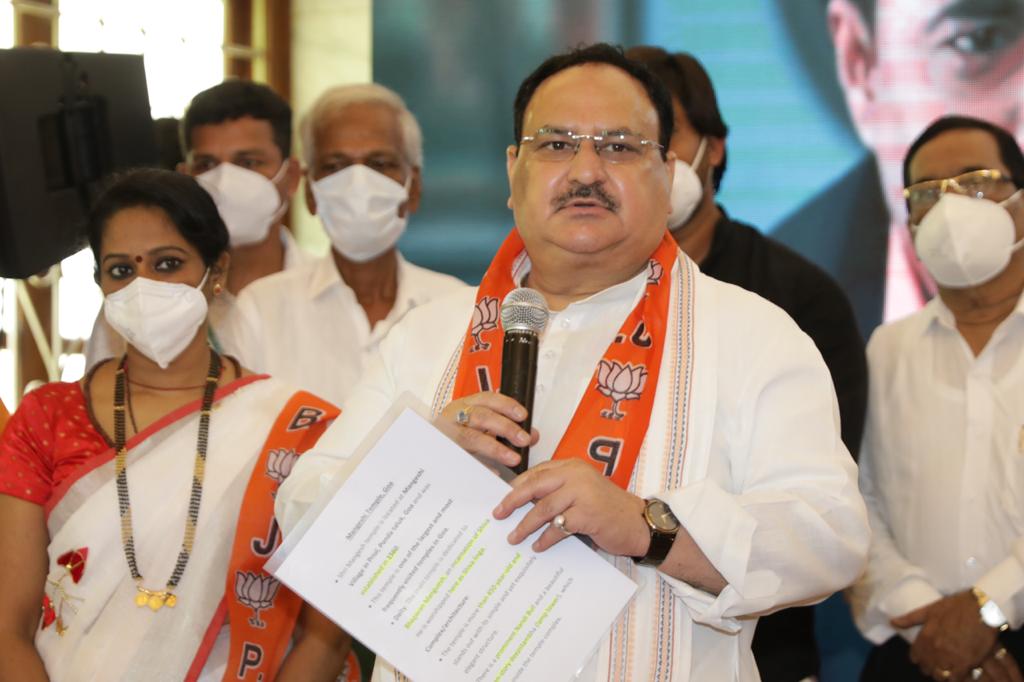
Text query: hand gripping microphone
499 288 550 475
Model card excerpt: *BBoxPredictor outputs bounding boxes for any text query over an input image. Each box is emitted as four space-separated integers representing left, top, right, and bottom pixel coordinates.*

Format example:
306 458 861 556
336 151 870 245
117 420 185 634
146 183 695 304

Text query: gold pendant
134 586 176 611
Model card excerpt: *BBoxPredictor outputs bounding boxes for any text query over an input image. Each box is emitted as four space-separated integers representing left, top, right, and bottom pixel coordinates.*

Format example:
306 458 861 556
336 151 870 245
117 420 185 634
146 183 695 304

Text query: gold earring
213 282 223 296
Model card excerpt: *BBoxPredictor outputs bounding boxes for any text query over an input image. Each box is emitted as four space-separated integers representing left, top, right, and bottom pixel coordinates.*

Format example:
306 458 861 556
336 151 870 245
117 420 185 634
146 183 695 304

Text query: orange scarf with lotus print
451 228 676 490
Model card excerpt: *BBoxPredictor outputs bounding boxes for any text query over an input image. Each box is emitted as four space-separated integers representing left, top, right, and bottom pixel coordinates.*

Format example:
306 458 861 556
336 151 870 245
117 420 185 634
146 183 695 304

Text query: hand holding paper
269 402 637 682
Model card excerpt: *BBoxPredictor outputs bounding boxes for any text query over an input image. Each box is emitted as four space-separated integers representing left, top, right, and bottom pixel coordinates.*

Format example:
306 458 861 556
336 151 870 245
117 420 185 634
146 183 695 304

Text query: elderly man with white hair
222 83 466 405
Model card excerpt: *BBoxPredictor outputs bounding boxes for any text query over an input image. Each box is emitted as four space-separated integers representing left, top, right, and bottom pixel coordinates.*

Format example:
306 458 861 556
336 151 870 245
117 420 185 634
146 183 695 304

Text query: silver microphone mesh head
501 287 549 334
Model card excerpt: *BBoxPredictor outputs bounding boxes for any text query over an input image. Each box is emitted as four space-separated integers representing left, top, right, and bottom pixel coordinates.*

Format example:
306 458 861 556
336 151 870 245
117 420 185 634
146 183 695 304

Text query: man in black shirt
627 45 868 682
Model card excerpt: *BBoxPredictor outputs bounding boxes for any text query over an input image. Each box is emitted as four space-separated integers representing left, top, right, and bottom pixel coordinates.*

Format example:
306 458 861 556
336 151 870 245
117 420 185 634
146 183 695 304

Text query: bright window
0 1 11 49
58 0 225 118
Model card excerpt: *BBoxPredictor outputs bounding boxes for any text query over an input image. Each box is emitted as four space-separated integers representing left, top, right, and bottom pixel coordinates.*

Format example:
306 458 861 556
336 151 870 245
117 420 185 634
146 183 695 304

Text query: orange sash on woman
184 391 362 682
450 228 678 490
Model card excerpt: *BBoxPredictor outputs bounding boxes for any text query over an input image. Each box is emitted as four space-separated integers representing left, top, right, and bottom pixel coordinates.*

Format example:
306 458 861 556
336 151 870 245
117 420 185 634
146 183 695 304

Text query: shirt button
560 318 571 329
966 556 978 569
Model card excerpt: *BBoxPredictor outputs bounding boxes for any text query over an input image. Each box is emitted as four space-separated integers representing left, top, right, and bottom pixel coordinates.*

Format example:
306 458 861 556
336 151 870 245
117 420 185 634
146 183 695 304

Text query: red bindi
134 255 143 263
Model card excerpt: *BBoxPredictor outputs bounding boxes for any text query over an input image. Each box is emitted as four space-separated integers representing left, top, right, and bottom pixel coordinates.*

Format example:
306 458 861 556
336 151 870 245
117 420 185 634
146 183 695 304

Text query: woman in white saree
0 169 355 681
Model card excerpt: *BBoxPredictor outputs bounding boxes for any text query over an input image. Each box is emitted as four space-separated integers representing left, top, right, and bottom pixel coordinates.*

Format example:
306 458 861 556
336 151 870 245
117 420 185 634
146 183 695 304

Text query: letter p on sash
237 642 263 679
588 437 623 477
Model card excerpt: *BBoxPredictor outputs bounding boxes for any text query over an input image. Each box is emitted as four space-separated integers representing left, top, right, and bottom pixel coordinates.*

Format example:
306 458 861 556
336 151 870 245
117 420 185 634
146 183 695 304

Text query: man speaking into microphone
276 43 869 681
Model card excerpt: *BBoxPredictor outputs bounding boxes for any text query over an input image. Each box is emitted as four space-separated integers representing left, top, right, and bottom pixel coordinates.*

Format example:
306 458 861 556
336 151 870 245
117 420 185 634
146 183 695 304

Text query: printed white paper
270 403 637 682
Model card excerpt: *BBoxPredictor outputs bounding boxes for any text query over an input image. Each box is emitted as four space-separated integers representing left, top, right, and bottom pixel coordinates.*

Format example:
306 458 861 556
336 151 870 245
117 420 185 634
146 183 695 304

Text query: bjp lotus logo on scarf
596 360 648 420
266 448 299 483
646 259 664 285
235 571 280 628
471 297 500 352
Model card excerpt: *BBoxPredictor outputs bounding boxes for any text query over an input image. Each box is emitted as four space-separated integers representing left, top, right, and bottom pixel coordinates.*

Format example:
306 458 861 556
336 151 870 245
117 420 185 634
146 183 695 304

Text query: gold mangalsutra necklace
113 350 221 611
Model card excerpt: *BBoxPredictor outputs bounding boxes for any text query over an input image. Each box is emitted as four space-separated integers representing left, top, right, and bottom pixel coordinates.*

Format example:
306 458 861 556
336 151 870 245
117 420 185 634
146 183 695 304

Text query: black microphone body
497 288 550 476
499 329 539 475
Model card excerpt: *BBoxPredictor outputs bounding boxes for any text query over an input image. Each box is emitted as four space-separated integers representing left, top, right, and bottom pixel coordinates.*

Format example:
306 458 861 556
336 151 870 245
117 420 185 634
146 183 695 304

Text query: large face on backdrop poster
376 0 1024 335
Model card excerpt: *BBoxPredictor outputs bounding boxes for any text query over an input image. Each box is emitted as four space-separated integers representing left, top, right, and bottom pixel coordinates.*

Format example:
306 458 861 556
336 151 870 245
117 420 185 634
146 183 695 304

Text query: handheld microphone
499 288 550 475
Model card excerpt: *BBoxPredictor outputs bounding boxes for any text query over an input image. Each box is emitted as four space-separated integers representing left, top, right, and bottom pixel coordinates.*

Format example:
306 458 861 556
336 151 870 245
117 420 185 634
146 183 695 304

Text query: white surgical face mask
312 164 411 262
197 162 288 247
668 137 708 229
103 271 210 369
914 190 1024 288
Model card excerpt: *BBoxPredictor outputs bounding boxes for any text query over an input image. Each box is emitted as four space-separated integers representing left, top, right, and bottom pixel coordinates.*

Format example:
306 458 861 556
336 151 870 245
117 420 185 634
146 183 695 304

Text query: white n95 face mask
197 162 288 247
312 164 411 262
914 191 1024 289
668 137 708 229
103 271 209 369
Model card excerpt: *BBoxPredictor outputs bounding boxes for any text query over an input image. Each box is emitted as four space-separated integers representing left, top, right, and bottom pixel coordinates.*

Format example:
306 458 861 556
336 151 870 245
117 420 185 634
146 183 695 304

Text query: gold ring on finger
996 647 1008 661
971 666 984 680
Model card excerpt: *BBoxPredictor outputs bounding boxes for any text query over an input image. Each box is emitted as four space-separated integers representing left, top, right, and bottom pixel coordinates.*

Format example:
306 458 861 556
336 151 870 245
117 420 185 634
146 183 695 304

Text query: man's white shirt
84 226 312 368
276 254 869 681
850 292 1024 644
220 252 465 406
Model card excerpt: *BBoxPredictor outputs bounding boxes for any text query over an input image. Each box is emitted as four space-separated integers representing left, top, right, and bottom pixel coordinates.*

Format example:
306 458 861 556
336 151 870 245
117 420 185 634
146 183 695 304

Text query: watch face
646 499 680 533
981 600 1008 628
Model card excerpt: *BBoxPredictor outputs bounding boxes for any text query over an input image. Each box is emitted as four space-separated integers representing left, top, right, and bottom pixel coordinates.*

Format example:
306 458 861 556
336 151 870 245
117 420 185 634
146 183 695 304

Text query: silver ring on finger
552 513 571 535
971 666 984 680
455 407 471 427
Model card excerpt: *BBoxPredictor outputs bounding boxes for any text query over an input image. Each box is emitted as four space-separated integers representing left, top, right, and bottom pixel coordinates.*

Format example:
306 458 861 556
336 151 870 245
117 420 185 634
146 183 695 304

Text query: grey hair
299 83 424 168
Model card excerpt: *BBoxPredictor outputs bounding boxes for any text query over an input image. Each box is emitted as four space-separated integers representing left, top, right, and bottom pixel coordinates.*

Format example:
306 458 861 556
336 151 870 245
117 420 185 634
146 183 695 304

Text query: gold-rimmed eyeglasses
904 169 1014 221
519 128 664 164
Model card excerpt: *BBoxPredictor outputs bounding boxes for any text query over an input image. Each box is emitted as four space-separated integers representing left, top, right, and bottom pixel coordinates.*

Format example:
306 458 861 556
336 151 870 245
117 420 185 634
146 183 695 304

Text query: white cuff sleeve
976 550 1024 629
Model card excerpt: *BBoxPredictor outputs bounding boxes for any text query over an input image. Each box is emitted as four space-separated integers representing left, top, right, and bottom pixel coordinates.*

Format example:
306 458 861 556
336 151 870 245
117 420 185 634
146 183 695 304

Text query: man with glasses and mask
84 80 312 366
275 43 869 681
850 116 1024 682
627 43 868 682
220 84 464 406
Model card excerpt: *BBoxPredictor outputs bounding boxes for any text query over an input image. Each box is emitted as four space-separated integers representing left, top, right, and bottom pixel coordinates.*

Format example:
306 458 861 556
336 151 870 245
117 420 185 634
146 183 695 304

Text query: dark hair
88 168 229 272
903 116 1024 191
181 80 292 158
626 45 730 190
512 43 674 157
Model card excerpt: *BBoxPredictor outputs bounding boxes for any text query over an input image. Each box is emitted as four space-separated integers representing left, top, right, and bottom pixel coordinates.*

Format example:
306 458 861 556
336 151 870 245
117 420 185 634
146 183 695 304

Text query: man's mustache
553 182 619 212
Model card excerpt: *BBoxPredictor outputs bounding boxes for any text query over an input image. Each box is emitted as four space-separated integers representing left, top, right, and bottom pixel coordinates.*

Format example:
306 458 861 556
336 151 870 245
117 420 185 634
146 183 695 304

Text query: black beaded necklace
113 350 221 611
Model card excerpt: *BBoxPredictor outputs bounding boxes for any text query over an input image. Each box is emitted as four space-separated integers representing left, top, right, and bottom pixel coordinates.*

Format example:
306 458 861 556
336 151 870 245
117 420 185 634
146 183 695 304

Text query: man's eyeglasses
519 128 664 164
904 169 1014 220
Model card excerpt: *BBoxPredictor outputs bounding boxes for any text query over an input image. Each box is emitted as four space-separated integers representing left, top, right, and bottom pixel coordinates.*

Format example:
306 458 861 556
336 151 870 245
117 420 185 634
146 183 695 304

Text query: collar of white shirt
514 257 650 313
304 251 427 328
926 286 1024 337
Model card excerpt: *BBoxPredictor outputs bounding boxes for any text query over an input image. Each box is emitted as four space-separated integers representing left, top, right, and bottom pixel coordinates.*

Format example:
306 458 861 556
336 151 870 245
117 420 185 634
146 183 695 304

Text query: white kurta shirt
850 292 1024 645
276 254 869 681
220 252 466 406
84 227 312 368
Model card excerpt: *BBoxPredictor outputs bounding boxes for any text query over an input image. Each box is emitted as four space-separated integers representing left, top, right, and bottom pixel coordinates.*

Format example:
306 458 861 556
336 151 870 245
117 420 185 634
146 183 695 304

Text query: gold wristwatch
633 498 679 567
972 586 1010 631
